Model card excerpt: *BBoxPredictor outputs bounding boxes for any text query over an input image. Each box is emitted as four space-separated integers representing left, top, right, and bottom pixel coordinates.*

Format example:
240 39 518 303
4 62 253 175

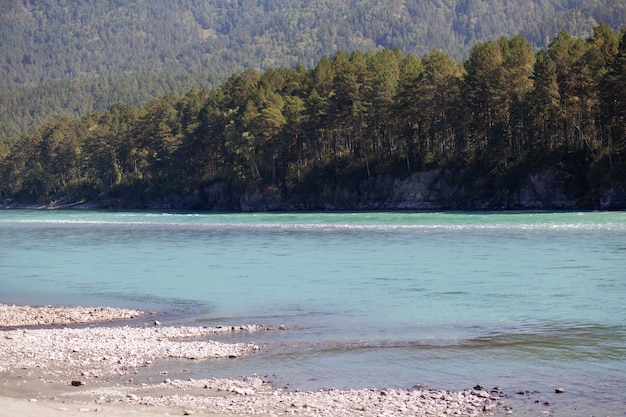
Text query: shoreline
0 304 148 327
0 304 504 416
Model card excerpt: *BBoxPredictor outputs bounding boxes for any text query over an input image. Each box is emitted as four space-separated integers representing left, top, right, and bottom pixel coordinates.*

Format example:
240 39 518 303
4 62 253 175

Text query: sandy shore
0 304 503 416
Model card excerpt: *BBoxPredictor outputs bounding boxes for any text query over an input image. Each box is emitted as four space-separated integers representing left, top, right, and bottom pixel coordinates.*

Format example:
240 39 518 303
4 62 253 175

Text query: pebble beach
0 304 505 416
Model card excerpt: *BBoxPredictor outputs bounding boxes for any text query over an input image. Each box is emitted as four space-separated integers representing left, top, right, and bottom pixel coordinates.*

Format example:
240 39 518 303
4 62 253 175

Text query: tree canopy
1 0 625 141
1 26 625 209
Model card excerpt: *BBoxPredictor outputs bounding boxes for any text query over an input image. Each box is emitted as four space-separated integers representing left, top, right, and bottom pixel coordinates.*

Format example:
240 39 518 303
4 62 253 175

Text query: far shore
1 303 503 416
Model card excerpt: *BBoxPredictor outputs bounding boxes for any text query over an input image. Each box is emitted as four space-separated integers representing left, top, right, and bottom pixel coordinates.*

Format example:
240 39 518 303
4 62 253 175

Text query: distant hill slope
1 0 625 140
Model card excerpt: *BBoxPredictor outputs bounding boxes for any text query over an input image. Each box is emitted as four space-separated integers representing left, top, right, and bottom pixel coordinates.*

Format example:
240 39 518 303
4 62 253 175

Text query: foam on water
4 210 626 232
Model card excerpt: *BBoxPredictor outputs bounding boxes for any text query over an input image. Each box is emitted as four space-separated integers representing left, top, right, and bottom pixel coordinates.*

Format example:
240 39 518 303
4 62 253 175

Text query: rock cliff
148 168 625 211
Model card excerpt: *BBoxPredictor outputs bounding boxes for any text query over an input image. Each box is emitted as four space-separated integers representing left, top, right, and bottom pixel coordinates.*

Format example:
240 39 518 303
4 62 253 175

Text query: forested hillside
1 0 625 141
1 26 625 210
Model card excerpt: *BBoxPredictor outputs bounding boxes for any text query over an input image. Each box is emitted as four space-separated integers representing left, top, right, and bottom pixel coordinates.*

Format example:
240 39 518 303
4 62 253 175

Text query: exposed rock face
29 166 620 211
186 167 624 211
498 169 577 210
599 186 626 209
517 170 574 209
387 171 443 209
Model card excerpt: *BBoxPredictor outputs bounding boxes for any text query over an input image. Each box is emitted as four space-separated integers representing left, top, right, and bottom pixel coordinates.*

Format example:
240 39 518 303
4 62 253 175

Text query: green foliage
1 0 625 141
1 27 626 208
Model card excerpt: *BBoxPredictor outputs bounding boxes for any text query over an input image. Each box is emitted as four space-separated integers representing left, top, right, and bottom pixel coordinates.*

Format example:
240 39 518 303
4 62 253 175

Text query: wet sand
0 304 501 416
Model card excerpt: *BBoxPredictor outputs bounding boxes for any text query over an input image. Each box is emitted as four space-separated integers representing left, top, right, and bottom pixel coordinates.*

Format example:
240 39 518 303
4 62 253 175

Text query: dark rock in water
555 387 565 394
473 384 484 390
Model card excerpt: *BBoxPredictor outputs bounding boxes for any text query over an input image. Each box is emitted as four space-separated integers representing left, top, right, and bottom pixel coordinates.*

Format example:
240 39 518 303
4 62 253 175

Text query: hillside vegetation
1 0 625 140
1 25 625 210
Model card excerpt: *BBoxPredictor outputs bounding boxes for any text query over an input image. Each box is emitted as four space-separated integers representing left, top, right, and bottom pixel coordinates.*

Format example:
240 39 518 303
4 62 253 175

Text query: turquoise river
1 210 625 416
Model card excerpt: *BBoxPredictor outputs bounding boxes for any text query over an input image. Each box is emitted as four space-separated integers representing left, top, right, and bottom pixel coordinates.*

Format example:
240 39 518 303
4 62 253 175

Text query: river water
1 210 624 415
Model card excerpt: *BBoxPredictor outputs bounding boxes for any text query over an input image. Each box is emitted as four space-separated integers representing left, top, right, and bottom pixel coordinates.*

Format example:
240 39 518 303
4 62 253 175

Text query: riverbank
0 304 501 416
0 304 147 327
3 167 626 212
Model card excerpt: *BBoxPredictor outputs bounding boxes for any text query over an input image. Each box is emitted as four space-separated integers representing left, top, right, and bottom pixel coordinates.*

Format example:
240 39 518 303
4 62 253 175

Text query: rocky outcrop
181 167 624 211
599 186 626 209
7 167 623 211
512 169 575 209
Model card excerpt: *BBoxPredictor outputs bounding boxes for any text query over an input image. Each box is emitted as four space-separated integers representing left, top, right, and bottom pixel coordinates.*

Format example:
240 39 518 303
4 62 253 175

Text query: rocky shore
64 378 497 416
0 303 146 327
0 304 504 416
0 324 266 376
